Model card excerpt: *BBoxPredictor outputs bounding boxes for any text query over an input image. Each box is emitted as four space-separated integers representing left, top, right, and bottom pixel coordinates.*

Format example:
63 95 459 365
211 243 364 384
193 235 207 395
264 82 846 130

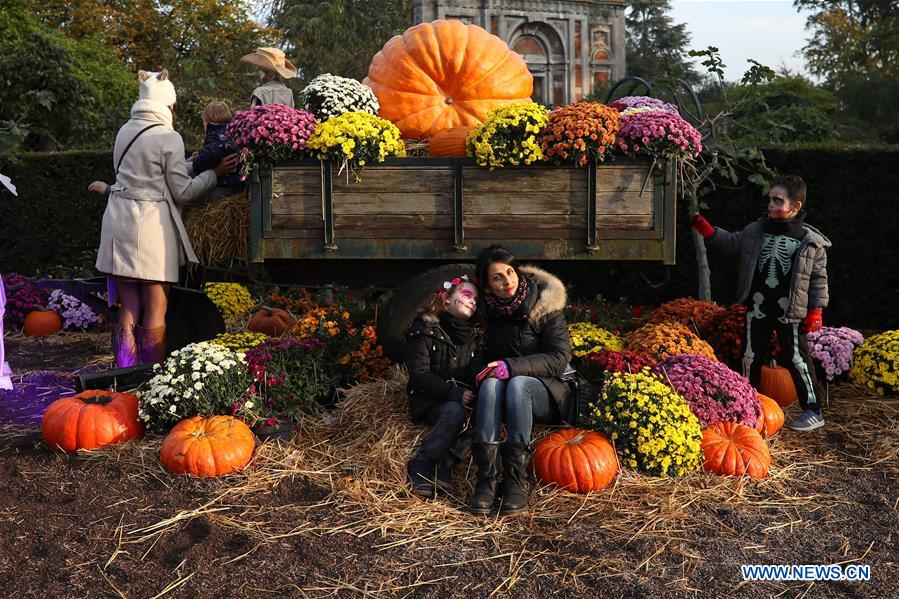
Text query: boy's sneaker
789 409 825 431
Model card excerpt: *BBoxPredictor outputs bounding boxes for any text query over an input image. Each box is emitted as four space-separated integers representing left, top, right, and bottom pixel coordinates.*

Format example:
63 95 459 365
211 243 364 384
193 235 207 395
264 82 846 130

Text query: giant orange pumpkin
160 415 255 477
701 422 770 479
532 428 618 493
41 390 144 452
24 310 63 337
364 20 533 139
248 307 292 337
760 362 797 407
753 393 785 438
429 126 473 157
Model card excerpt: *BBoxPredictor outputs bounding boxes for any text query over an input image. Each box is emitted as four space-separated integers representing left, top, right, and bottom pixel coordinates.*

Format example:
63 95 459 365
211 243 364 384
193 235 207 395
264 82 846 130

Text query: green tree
626 0 699 83
34 0 273 146
795 0 898 84
269 0 413 84
795 1 899 142
0 1 136 150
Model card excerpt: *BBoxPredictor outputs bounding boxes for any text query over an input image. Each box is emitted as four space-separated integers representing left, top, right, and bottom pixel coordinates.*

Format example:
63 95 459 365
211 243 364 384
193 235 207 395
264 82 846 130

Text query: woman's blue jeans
475 376 555 444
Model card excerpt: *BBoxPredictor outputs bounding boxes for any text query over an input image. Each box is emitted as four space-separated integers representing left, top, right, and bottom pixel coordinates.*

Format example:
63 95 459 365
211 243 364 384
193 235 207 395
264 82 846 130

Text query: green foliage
794 0 898 85
0 3 135 150
0 151 112 274
270 0 413 84
626 0 699 83
33 0 272 148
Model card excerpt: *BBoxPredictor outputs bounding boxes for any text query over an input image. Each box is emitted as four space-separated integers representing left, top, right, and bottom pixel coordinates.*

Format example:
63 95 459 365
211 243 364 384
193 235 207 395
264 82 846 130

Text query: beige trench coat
96 110 217 283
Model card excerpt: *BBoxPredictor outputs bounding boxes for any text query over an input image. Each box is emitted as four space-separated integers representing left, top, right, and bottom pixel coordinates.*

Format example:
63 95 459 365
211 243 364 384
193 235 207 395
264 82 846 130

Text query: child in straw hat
405 275 483 499
241 47 297 108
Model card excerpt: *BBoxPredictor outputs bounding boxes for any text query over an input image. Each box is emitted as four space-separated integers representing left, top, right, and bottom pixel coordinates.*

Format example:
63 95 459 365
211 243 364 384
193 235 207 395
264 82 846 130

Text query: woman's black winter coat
482 265 572 415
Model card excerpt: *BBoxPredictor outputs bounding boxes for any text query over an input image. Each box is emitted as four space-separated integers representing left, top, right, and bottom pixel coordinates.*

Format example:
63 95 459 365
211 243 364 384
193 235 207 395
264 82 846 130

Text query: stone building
412 0 626 106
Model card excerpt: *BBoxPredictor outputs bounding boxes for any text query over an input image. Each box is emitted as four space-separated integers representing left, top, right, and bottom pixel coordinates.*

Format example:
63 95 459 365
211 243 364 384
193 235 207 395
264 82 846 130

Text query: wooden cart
249 156 677 265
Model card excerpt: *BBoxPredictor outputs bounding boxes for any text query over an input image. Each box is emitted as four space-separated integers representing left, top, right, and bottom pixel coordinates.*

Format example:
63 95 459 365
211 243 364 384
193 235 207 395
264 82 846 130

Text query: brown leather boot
136 325 167 365
111 323 139 367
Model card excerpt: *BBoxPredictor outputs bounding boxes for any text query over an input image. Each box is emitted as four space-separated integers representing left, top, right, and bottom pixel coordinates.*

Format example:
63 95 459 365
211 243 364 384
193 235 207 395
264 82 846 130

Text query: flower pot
252 422 295 442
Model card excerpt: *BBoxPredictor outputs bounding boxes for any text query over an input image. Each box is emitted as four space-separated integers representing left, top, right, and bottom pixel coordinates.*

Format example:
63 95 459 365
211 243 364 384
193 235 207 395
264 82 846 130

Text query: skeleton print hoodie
705 214 830 323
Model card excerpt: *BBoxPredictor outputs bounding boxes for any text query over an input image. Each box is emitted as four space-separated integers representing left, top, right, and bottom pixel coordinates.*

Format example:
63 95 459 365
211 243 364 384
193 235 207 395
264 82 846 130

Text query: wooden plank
259 236 665 261
597 214 654 229
465 193 587 215
331 167 453 193
596 166 658 193
595 190 655 215
271 194 321 216
271 168 321 196
332 192 452 215
270 214 448 231
462 166 587 193
463 214 587 231
265 227 450 240
466 229 582 240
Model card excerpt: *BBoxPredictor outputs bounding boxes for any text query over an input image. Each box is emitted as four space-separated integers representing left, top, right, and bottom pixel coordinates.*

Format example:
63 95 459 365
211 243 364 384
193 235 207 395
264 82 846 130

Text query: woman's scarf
484 275 530 319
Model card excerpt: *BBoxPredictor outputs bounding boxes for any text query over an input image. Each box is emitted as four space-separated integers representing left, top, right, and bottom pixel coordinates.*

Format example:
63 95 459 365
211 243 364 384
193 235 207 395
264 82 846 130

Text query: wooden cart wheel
376 263 476 362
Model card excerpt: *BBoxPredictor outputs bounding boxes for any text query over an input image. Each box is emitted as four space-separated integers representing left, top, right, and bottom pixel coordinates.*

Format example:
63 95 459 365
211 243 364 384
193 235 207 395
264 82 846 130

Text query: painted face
487 262 519 299
768 185 801 220
446 282 478 319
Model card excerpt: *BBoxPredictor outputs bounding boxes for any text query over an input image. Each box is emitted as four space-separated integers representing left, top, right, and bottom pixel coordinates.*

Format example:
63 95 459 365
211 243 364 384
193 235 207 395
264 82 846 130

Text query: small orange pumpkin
760 361 797 407
248 307 293 337
364 20 533 139
24 310 63 337
701 422 770 479
428 126 473 157
41 390 144 452
753 393 785 438
160 415 255 477
532 428 618 493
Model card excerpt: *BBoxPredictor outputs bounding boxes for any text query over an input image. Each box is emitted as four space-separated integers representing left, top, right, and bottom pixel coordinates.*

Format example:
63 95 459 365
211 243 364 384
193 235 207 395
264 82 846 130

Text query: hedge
1 151 112 274
2 147 897 329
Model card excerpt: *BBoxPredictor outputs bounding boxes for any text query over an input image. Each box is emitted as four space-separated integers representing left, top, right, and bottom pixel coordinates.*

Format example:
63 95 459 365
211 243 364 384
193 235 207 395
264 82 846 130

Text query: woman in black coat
470 246 572 515
405 275 483 498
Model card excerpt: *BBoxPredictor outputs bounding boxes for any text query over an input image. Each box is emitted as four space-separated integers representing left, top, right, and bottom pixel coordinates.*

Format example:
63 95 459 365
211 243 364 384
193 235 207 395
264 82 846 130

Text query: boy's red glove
691 214 715 238
803 309 823 333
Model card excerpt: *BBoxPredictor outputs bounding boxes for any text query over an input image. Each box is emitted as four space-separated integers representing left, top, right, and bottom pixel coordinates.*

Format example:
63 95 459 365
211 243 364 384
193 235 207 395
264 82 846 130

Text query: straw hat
240 47 297 79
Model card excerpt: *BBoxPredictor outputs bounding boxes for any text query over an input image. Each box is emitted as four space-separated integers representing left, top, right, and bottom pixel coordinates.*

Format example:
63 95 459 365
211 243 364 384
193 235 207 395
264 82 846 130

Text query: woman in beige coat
96 70 237 367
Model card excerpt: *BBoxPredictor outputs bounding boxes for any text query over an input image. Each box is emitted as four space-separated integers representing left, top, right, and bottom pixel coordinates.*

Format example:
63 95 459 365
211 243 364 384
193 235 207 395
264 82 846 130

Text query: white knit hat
138 70 177 106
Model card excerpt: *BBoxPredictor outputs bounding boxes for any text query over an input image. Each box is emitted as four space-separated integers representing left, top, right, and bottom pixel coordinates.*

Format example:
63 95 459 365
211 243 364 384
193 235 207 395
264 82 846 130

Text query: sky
669 1 813 81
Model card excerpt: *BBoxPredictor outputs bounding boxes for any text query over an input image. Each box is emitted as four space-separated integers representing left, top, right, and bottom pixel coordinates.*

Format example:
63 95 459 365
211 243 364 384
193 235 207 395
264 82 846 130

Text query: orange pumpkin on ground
428 126 473 157
248 307 293 337
701 422 770 479
41 390 144 452
532 428 618 493
364 20 533 139
760 362 797 407
753 393 785 438
24 310 63 337
160 416 255 477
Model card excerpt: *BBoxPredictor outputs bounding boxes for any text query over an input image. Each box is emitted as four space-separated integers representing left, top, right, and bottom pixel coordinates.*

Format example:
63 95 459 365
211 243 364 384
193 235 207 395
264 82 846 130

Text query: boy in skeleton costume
692 175 830 431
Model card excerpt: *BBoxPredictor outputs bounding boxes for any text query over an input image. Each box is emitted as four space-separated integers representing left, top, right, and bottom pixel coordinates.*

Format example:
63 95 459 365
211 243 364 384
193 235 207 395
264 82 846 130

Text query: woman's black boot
469 443 501 514
499 443 532 515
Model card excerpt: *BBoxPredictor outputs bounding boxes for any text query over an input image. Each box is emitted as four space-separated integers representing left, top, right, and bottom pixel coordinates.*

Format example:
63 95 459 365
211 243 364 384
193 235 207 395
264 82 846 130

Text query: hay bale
182 192 250 264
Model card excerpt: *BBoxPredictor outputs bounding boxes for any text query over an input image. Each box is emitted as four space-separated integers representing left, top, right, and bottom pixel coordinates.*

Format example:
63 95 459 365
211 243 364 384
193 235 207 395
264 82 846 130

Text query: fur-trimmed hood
519 265 567 325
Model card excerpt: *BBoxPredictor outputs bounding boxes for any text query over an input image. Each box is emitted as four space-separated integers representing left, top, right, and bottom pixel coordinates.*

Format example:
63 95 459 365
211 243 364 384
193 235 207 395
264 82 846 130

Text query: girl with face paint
691 175 831 433
404 276 484 499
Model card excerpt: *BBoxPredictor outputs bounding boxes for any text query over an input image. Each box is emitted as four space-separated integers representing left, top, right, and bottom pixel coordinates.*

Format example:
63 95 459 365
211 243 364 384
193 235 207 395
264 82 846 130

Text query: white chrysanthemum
302 73 380 121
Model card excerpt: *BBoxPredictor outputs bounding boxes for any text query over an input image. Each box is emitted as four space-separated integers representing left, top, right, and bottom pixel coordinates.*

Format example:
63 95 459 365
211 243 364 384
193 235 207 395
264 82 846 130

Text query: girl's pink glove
493 361 510 381
691 214 715 238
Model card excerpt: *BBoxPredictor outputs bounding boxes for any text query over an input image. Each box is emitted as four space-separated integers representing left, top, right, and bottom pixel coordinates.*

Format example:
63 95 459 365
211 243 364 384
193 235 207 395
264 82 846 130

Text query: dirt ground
0 333 896 598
